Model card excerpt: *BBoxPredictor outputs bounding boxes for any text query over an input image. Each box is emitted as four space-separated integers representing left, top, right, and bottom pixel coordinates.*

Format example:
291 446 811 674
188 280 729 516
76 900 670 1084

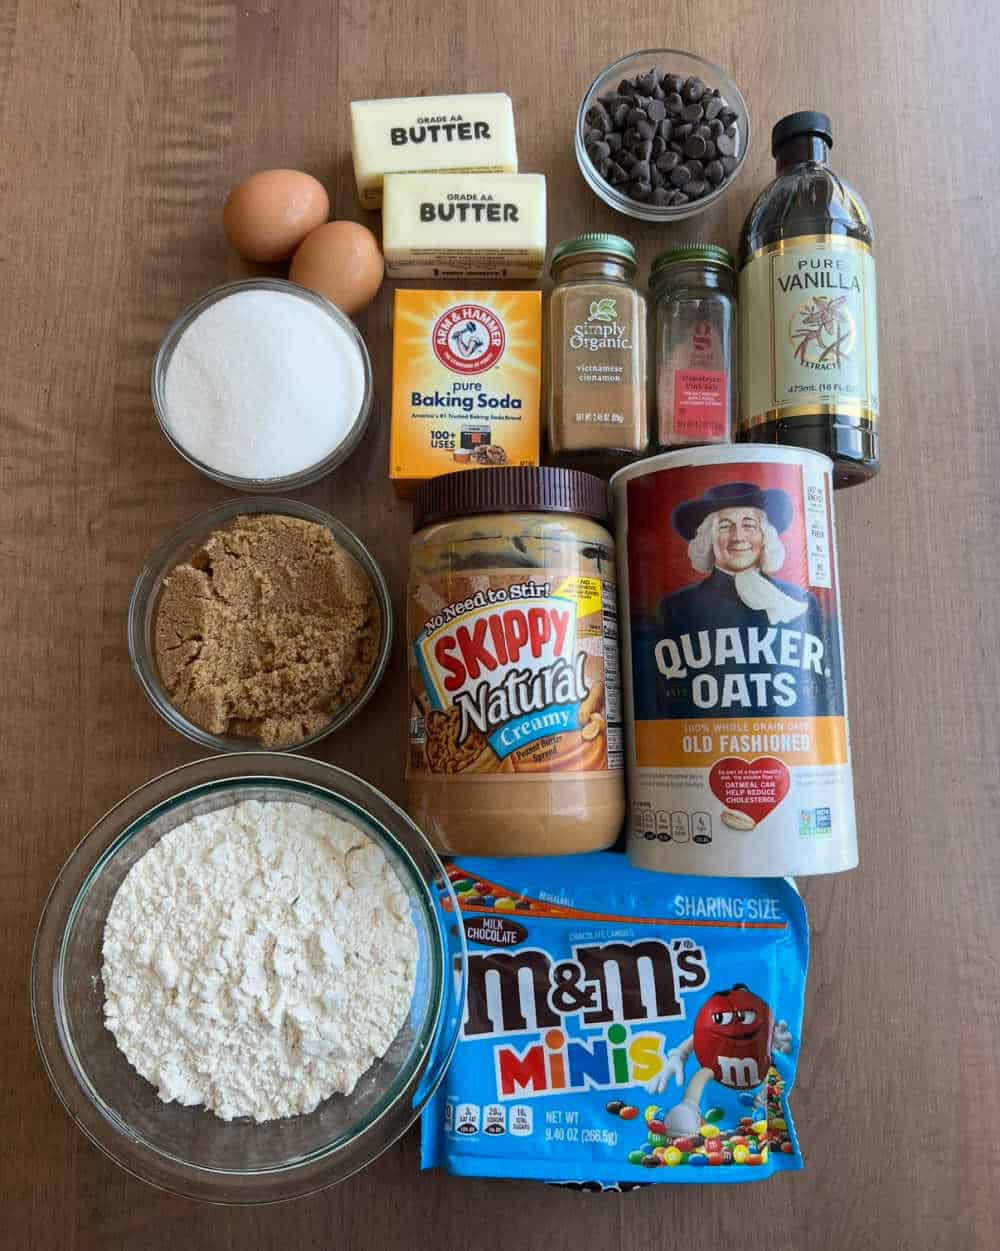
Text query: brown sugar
154 513 380 747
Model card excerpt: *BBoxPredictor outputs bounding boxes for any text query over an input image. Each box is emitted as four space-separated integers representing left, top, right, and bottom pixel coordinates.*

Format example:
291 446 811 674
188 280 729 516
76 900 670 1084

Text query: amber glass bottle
737 112 879 487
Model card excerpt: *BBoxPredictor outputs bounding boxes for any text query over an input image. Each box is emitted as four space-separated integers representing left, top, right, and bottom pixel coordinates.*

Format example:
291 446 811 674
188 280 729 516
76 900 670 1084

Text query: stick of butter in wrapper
422 853 808 1186
383 173 546 279
351 93 518 210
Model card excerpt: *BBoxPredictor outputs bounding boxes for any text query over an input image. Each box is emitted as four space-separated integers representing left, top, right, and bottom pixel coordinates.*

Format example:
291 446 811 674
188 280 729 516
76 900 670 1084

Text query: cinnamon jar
406 466 625 856
546 233 648 469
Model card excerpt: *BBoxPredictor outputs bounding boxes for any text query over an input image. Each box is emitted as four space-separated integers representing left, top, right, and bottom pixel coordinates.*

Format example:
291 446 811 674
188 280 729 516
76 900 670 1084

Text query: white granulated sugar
163 289 366 480
102 800 418 1123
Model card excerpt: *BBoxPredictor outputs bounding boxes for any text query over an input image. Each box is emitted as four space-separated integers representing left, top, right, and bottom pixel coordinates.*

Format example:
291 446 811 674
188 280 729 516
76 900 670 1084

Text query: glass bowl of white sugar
152 279 373 491
31 754 466 1204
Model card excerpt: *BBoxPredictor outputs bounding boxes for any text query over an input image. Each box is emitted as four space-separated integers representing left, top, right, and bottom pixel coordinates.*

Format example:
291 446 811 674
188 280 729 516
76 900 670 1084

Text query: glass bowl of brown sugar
127 497 393 752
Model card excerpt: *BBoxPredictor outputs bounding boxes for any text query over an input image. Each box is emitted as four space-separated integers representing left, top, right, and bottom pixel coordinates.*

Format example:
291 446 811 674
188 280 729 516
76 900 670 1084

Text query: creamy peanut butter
407 467 625 856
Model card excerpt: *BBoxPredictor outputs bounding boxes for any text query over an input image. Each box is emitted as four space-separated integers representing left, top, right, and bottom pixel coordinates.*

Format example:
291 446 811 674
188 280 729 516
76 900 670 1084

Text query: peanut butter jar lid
413 466 610 531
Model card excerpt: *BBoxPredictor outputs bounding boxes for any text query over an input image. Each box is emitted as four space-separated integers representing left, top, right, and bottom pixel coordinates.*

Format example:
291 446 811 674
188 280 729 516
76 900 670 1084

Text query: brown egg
223 169 330 263
289 221 385 317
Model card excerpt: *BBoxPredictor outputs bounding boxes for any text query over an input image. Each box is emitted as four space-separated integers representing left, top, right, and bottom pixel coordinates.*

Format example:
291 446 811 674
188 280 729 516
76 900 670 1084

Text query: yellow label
553 574 602 617
738 235 879 430
390 289 541 492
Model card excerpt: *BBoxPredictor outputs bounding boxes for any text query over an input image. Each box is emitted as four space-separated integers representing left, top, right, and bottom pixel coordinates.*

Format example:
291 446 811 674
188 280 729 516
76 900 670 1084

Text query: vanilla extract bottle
737 112 879 486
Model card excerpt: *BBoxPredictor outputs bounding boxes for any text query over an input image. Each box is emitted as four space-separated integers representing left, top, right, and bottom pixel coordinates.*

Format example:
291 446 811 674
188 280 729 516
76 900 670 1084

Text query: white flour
102 800 418 1122
163 288 366 480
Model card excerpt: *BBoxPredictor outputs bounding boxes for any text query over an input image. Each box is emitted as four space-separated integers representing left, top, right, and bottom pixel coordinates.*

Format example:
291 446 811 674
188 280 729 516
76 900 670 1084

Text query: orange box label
390 289 541 493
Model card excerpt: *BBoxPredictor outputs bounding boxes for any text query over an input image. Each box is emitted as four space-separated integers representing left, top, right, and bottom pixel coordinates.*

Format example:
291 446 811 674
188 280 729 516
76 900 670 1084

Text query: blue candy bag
421 853 808 1184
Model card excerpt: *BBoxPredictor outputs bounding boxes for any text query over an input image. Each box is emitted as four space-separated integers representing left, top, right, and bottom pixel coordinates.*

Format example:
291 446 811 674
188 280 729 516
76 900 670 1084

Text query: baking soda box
390 289 541 495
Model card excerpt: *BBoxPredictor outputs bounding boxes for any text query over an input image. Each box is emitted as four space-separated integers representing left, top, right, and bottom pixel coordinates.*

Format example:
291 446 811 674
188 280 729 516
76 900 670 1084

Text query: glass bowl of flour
152 279 373 491
31 754 465 1203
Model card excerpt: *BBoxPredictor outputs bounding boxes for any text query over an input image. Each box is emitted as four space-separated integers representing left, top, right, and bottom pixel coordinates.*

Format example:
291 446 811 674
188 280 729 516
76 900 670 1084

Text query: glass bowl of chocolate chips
576 50 751 222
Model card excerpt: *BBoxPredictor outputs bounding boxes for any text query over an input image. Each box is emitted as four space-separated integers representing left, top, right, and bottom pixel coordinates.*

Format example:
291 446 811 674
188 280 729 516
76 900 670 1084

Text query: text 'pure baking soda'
612 445 857 876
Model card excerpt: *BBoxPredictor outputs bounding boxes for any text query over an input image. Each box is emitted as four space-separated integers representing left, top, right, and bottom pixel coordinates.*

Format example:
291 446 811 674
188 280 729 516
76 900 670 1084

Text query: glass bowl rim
31 753 466 1204
151 277 374 492
126 496 394 754
575 47 752 223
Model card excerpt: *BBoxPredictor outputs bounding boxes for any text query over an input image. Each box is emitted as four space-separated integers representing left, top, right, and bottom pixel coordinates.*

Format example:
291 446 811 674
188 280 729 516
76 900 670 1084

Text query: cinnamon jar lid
413 466 610 531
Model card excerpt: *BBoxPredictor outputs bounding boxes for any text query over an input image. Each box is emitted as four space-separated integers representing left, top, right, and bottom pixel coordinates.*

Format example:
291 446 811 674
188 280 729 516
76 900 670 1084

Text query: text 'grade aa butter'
382 173 547 279
390 290 541 494
350 94 519 209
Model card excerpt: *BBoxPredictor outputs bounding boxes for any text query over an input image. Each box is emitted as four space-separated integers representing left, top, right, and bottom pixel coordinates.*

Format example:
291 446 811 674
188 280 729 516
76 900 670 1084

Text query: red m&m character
645 984 793 1137
692 985 773 1089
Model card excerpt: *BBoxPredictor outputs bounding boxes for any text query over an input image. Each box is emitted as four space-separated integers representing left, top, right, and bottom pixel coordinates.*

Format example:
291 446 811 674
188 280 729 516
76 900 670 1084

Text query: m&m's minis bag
422 854 808 1184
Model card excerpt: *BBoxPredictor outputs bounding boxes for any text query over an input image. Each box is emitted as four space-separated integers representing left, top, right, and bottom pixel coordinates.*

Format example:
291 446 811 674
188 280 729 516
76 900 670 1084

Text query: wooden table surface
3 1 998 1247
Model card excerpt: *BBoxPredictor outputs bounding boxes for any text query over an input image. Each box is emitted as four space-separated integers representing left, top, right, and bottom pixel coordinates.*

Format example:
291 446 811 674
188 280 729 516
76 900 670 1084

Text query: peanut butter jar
407 467 625 856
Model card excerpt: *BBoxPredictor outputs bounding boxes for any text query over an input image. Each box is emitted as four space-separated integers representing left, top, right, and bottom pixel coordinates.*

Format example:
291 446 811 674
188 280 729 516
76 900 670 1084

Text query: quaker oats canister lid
413 466 610 531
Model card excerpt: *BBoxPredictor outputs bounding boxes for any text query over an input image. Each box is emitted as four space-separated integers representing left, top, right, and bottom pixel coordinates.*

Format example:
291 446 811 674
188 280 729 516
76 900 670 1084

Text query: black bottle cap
771 111 833 156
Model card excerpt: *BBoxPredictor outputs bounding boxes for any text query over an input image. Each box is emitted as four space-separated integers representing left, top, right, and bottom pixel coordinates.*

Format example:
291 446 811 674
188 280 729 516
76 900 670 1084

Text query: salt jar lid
650 244 734 281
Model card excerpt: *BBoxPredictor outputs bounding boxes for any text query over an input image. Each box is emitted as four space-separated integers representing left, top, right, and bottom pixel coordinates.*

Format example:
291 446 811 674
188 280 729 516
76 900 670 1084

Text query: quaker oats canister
407 467 625 857
611 445 857 876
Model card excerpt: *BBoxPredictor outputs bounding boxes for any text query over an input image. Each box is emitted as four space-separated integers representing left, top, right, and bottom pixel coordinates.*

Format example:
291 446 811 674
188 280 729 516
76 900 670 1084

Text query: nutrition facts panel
802 463 832 588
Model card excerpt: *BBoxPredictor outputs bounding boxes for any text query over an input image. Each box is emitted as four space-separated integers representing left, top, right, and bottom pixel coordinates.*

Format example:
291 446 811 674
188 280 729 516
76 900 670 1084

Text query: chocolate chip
645 99 667 123
619 150 638 170
651 135 666 158
684 134 707 158
586 103 611 130
651 83 666 101
636 72 658 95
718 107 738 126
650 187 671 205
703 139 717 160
650 166 665 188
685 178 708 198
709 118 724 136
703 97 723 121
662 73 685 94
627 107 647 128
670 164 692 186
694 123 713 139
664 91 684 115
612 102 630 128
656 149 680 172
606 132 622 151
721 154 740 173
668 190 689 205
630 160 651 181
634 139 653 160
674 122 693 141
668 140 684 154
716 132 736 157
608 162 629 185
631 179 652 199
682 102 704 122
636 119 656 140
682 76 705 103
658 118 674 140
686 158 704 178
597 156 612 177
588 140 611 160
622 127 642 147
617 78 634 95
705 159 725 184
